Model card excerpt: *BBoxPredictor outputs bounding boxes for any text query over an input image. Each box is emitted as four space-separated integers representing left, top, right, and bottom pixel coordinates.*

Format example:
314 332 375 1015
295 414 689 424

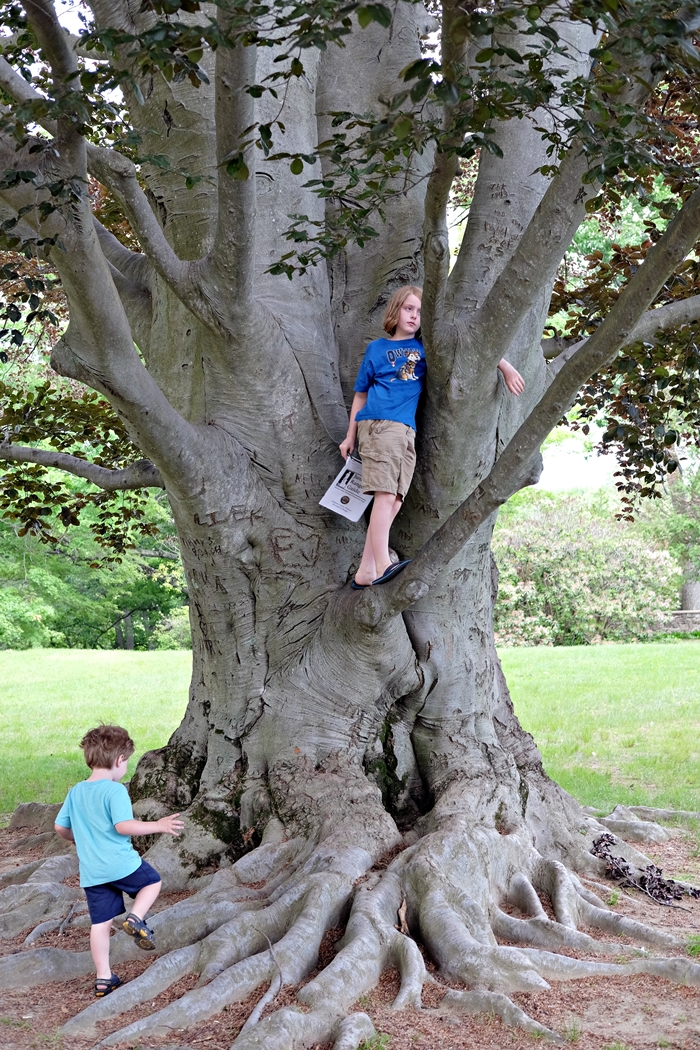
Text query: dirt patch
1 827 699 1050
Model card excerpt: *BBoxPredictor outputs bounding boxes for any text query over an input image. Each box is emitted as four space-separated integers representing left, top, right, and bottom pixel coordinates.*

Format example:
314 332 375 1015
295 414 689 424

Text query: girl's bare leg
354 492 402 585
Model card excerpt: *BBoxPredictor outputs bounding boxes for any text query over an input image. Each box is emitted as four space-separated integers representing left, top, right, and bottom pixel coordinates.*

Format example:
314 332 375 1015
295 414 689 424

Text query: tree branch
355 186 700 628
625 294 700 346
0 55 57 137
93 221 154 355
545 294 700 371
199 23 256 315
459 32 658 375
92 218 152 293
469 138 592 362
420 0 470 350
22 0 77 85
0 49 189 301
85 144 189 293
0 78 195 471
87 0 135 34
0 445 165 490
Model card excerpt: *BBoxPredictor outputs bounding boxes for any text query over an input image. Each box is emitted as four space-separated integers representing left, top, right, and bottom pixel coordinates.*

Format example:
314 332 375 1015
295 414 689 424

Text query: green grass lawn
1 642 699 818
500 641 700 814
0 650 190 814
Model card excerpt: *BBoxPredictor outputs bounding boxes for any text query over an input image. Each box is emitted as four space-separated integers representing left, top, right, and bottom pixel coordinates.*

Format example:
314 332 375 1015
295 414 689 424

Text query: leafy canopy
2 0 700 546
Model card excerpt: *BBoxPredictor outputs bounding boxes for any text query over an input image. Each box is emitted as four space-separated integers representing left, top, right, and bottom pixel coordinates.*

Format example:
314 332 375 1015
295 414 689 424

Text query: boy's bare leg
90 919 113 979
355 491 402 584
129 880 162 921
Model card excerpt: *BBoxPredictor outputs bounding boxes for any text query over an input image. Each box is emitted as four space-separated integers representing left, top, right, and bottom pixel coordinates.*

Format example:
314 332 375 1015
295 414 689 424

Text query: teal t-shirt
55 779 141 888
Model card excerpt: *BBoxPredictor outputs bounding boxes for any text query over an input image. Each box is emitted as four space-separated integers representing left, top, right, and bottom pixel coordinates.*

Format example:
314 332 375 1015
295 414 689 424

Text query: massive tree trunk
2 2 700 1045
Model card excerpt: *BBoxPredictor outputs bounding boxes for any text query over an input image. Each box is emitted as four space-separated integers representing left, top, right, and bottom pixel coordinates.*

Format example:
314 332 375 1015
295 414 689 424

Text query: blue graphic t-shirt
354 337 426 430
55 779 141 888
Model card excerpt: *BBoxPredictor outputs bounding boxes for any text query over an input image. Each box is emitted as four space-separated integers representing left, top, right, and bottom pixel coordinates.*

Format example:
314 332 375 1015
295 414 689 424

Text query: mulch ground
1 823 699 1050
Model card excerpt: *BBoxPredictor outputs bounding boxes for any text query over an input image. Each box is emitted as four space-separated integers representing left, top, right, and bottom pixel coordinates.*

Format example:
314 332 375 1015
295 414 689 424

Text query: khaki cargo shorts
356 419 416 498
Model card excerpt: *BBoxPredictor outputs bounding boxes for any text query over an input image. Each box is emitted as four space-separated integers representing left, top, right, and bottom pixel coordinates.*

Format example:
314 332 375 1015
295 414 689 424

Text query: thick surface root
0 856 81 940
63 838 372 1044
3 802 699 1049
436 988 563 1042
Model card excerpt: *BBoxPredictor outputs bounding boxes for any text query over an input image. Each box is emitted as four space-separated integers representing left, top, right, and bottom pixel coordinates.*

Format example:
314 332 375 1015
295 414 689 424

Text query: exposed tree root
2 801 699 1048
63 839 371 1043
435 988 563 1041
0 855 81 940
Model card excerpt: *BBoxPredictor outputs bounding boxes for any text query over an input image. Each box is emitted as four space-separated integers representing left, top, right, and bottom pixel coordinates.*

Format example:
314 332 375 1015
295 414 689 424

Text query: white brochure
319 453 373 521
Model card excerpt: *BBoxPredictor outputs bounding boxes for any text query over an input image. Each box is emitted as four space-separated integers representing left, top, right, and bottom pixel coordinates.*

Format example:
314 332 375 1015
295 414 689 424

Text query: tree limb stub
356 186 700 627
0 444 164 490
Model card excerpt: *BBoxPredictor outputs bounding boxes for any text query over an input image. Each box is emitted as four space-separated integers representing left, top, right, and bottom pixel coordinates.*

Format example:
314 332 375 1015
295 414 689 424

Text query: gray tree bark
2 2 700 1044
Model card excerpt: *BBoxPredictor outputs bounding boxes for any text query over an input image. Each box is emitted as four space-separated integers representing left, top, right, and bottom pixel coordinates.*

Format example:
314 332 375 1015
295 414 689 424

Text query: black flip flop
351 580 368 590
372 559 412 585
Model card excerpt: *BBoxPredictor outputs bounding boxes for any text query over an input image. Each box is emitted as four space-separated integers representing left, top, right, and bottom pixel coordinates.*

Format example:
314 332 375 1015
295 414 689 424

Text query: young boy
54 725 184 997
339 285 524 588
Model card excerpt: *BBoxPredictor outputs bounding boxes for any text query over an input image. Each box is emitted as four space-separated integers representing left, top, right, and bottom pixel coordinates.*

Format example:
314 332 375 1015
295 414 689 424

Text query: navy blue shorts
84 860 161 925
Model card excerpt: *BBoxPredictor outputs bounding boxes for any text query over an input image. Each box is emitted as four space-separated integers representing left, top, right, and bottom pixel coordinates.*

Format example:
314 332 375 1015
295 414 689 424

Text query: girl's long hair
382 285 423 337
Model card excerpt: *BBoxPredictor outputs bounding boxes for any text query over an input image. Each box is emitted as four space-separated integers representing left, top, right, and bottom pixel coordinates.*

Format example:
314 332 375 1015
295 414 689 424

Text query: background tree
3 1 700 1046
492 489 681 645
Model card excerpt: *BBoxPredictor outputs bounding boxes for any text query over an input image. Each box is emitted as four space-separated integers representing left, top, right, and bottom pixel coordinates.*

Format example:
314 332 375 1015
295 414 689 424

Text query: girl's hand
498 359 525 396
339 436 354 460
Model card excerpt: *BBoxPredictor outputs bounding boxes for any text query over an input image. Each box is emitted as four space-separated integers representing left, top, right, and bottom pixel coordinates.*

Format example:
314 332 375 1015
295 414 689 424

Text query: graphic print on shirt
353 337 426 431
391 349 421 381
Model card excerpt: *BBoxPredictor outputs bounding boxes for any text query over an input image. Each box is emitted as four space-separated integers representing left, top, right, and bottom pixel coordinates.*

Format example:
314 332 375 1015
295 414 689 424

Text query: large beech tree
2 1 700 1046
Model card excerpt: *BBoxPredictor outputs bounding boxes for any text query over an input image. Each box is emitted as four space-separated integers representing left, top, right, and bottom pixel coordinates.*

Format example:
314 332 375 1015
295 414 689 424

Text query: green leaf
226 154 249 180
475 48 494 64
585 195 603 213
501 46 524 64
290 58 304 77
393 116 413 139
400 58 432 82
450 15 472 45
357 4 392 29
410 78 432 102
435 80 460 106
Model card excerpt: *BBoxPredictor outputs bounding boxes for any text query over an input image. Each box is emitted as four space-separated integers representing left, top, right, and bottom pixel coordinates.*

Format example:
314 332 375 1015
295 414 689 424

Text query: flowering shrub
493 496 681 646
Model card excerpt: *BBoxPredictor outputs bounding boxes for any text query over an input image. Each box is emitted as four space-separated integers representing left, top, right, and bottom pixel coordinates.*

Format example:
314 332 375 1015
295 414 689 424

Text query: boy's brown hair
382 285 423 336
80 725 134 770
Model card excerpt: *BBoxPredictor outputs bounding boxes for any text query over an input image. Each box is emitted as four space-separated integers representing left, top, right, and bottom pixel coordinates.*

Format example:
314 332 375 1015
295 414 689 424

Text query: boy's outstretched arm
54 824 75 842
115 815 184 838
498 358 525 395
339 391 368 460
